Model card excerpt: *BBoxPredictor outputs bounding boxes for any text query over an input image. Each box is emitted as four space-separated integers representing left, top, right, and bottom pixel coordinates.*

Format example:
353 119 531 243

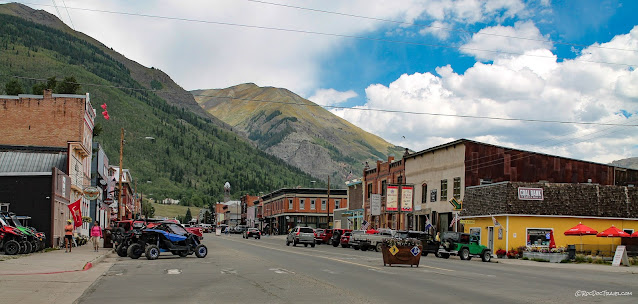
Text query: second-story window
421 183 427 203
441 179 448 201
367 183 373 199
453 177 461 199
381 180 387 196
321 199 327 210
288 199 293 210
300 199 305 210
311 199 316 210
335 199 340 209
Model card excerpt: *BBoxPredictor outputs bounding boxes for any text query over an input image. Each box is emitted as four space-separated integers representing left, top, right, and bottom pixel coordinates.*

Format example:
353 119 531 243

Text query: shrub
574 254 587 263
507 249 518 258
496 249 507 256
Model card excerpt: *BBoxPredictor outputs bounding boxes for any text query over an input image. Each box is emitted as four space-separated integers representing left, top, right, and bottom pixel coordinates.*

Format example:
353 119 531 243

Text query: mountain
611 157 638 170
192 84 406 183
0 3 318 205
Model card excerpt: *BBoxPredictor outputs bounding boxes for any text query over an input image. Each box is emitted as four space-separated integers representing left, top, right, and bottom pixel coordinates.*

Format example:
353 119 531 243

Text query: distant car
243 228 261 239
233 225 247 234
396 230 440 256
314 229 325 243
286 226 315 247
340 232 352 248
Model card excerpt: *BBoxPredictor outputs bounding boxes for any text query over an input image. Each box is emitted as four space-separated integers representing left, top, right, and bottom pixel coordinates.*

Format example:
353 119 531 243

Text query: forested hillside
0 8 318 206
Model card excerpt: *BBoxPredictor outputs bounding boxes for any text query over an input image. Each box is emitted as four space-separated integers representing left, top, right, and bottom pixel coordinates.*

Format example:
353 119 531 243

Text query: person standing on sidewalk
91 221 103 252
64 219 74 252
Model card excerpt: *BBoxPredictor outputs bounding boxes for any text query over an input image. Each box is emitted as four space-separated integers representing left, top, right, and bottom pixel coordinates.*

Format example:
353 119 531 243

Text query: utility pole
326 176 330 229
118 127 124 221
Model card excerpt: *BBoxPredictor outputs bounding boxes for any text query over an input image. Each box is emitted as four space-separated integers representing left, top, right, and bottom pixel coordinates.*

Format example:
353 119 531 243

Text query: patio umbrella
548 229 556 249
596 225 630 238
632 231 638 238
564 222 598 251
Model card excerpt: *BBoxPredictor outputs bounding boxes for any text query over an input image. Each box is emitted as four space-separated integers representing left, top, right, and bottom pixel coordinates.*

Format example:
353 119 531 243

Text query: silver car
286 226 315 247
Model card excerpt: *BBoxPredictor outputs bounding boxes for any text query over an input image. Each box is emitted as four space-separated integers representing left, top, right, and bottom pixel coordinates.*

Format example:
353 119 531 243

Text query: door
487 226 494 252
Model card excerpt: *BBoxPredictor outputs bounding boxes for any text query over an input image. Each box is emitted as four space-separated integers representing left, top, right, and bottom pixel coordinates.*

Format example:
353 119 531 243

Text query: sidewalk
493 257 638 273
0 243 114 304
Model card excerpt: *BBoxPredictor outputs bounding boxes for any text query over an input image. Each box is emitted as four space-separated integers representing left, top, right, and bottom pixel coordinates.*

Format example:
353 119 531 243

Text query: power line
6 1 637 68
245 0 638 53
7 74 638 127
49 0 62 21
60 0 75 31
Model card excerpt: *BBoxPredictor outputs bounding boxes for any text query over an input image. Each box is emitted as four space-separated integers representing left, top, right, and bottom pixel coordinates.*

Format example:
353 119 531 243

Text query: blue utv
127 222 208 260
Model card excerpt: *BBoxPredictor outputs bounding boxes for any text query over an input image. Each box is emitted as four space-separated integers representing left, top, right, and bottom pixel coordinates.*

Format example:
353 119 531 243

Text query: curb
0 249 115 276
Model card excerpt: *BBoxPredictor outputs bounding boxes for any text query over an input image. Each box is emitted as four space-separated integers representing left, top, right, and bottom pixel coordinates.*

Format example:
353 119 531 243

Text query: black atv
127 222 207 260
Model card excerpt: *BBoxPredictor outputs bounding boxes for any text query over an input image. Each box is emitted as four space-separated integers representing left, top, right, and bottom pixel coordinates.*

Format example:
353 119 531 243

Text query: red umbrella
596 225 630 237
548 229 556 249
564 222 597 235
632 231 638 238
564 222 598 251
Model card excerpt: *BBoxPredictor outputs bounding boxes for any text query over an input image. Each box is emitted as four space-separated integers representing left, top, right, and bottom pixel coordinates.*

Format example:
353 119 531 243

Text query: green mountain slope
192 83 406 183
0 4 317 205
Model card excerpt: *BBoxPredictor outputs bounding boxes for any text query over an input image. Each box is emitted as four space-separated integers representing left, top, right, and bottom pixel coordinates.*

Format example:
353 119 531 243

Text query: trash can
103 229 113 248
567 244 576 260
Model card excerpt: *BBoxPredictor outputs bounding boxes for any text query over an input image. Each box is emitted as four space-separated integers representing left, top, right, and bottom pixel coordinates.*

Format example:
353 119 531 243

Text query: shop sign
386 186 399 212
518 187 544 200
83 186 101 200
371 194 381 216
401 186 413 212
612 245 629 267
460 220 475 224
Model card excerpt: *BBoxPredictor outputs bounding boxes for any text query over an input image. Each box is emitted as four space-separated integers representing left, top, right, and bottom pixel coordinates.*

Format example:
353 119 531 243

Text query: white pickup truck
351 229 397 252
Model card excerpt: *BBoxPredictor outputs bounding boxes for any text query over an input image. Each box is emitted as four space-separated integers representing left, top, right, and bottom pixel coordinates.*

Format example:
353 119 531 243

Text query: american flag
361 220 370 230
425 215 432 230
449 213 459 228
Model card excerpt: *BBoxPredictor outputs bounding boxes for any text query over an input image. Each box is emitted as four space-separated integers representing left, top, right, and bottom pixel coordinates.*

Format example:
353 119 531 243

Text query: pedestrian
435 232 441 242
64 219 74 252
91 220 103 252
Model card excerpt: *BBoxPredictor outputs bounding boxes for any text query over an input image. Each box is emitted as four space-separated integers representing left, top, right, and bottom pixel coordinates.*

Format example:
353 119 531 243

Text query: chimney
388 156 394 163
43 89 52 99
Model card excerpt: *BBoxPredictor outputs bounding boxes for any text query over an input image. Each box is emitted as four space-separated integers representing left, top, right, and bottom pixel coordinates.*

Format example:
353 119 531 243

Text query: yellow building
461 181 638 256
462 215 638 254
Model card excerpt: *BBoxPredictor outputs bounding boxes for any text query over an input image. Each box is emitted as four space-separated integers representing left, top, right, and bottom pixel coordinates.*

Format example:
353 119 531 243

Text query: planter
381 244 422 267
497 255 505 259
523 252 568 263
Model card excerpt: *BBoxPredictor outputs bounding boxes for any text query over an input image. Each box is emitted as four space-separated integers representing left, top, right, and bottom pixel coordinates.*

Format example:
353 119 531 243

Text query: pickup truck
396 230 440 256
352 228 396 252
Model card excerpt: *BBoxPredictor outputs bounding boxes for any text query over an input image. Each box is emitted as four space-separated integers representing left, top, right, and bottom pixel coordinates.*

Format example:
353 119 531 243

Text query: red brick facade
362 156 407 230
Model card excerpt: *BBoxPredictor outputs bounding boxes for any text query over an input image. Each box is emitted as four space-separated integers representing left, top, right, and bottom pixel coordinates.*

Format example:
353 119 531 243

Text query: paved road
78 234 637 303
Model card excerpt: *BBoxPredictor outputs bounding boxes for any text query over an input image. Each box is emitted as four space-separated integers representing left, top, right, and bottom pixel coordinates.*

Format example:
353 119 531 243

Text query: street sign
410 246 421 256
459 220 475 224
389 245 399 256
449 197 462 210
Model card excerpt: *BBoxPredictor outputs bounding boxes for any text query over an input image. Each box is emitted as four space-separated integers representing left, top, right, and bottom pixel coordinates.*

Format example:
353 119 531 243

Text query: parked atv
1 212 46 252
111 220 146 257
0 215 27 255
127 222 207 260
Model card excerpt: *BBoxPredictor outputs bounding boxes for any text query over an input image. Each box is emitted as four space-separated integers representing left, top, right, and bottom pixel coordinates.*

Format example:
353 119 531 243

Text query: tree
185 208 192 223
32 76 57 94
56 76 81 94
203 211 212 224
141 199 154 219
5 79 24 95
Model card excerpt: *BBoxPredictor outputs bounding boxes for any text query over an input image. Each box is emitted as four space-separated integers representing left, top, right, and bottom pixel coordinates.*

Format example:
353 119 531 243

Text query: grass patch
152 203 203 219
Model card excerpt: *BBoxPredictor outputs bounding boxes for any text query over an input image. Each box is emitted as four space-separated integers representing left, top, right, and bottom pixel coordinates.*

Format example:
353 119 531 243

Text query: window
310 199 316 210
421 183 427 203
397 176 403 184
453 177 461 199
440 179 448 201
527 228 553 246
335 200 340 209
381 180 387 196
321 199 327 210
469 227 481 245
0 203 9 212
288 199 293 210
367 183 372 198
623 229 634 235
300 199 305 210
430 190 437 202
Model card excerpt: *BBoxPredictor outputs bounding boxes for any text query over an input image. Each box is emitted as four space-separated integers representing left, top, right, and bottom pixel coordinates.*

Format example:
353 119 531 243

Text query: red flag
68 198 82 228
549 229 556 249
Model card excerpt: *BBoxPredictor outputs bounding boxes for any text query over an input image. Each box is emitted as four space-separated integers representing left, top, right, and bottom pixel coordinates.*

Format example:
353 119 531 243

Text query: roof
0 151 67 175
261 188 348 201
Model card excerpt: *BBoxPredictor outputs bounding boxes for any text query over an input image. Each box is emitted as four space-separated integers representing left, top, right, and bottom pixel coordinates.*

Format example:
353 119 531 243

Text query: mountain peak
0 3 69 31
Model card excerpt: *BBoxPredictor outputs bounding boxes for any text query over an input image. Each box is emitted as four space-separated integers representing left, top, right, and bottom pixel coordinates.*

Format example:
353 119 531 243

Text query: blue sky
10 0 638 164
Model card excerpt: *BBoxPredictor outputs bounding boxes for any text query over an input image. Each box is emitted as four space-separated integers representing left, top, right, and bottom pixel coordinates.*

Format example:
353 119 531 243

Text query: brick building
362 154 408 230
260 188 347 232
0 90 95 236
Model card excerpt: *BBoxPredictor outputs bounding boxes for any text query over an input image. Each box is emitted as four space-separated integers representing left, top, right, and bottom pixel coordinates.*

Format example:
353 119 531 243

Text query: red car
340 232 353 248
318 228 352 245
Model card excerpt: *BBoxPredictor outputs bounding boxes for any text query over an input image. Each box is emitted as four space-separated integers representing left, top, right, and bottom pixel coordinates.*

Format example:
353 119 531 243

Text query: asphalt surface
77 234 637 304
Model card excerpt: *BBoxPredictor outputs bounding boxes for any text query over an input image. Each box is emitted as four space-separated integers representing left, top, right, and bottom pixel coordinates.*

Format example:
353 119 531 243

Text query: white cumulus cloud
308 89 358 106
461 21 553 61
